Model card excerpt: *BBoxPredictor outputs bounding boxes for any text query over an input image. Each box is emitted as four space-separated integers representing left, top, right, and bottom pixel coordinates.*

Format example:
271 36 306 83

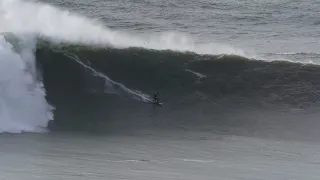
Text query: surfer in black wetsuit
153 92 160 104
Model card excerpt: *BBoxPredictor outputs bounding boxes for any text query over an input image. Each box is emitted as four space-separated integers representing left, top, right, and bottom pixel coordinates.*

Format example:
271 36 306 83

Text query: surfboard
155 102 163 107
152 100 163 107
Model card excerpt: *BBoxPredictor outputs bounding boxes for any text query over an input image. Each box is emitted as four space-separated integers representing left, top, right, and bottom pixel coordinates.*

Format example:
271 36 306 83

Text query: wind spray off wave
0 0 246 56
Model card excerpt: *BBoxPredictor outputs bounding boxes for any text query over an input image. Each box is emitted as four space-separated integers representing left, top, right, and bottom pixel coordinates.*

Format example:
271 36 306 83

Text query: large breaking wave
37 44 320 139
1 0 320 135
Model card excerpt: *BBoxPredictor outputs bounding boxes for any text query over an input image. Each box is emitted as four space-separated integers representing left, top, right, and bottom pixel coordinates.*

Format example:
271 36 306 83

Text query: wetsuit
153 93 159 103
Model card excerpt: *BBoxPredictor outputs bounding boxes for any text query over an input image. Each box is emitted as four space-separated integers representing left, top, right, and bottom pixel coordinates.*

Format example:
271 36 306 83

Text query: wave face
2 0 320 135
36 44 320 133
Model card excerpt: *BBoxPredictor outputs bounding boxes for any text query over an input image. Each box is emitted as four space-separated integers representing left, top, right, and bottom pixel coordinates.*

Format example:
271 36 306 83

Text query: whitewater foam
0 35 53 133
0 0 248 57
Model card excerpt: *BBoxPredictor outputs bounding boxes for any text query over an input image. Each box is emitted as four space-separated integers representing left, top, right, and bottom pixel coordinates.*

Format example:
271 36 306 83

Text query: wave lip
0 0 249 58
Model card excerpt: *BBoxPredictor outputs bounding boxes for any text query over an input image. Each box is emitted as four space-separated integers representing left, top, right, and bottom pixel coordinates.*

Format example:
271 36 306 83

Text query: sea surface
0 0 320 179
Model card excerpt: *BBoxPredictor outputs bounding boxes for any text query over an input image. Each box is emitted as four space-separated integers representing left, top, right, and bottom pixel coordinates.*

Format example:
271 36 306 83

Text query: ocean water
1 0 320 179
1 133 320 180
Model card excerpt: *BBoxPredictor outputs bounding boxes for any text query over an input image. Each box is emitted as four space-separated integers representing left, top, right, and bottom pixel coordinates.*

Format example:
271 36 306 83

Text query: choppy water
1 133 320 180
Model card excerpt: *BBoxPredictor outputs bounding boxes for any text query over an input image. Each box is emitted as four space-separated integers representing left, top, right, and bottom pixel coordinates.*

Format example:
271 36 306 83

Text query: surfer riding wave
153 92 160 104
151 92 163 107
